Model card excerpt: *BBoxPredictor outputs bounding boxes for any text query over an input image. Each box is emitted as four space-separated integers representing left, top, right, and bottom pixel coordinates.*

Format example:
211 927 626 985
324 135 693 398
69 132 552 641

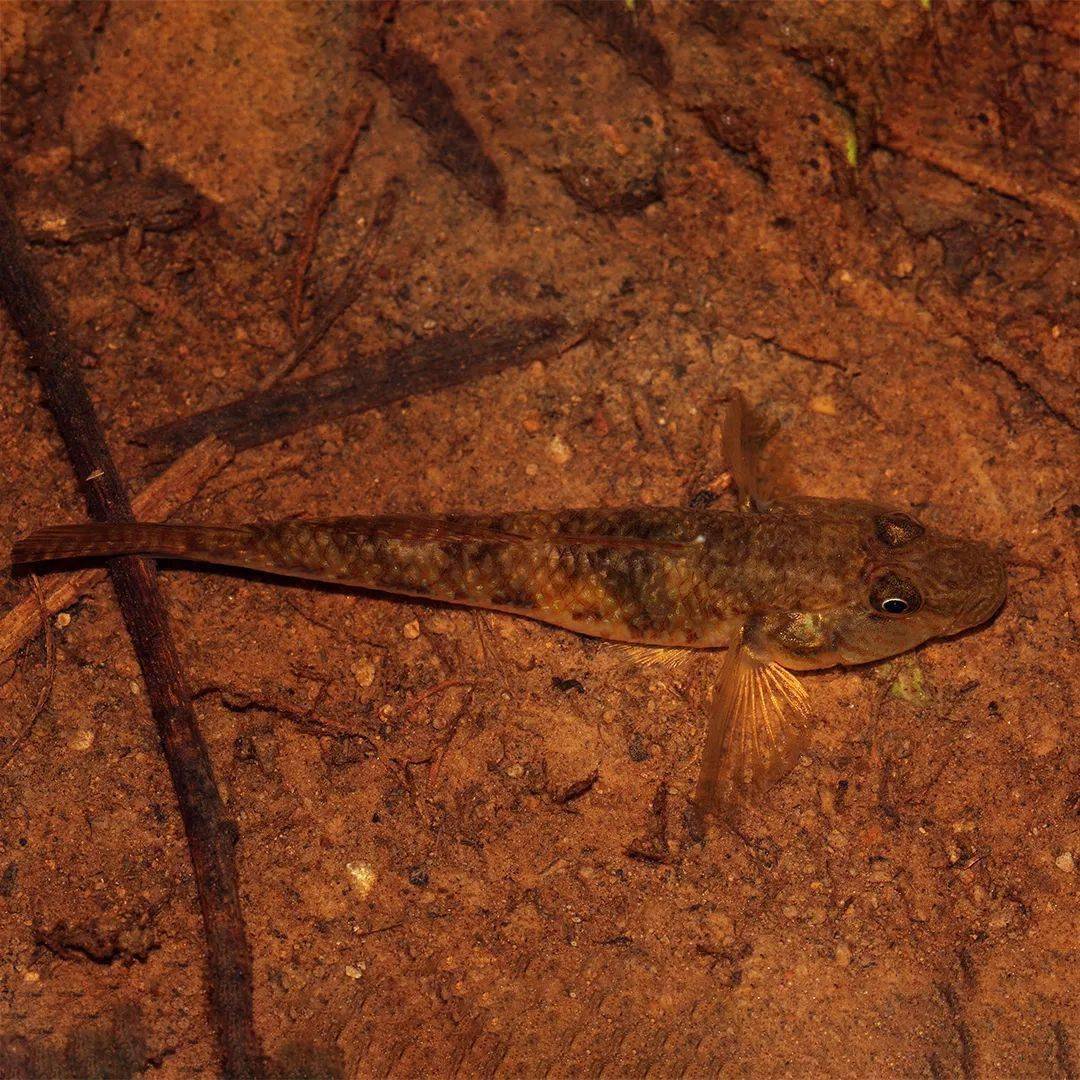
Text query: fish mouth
947 544 1008 633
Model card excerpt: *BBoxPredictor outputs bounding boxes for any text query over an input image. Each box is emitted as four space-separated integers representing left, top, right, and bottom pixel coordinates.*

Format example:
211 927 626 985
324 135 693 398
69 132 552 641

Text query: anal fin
621 644 700 675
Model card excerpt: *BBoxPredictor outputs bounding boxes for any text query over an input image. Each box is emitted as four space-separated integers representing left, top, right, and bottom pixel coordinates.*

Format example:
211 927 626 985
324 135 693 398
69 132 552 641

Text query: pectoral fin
693 625 813 814
723 390 775 512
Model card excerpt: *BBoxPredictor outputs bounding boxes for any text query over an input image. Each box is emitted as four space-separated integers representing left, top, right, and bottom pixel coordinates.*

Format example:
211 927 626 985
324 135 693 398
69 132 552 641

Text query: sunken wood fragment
144 316 579 456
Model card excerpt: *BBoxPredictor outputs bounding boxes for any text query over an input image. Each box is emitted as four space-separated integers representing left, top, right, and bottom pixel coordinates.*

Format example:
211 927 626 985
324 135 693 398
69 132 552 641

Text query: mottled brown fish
11 393 1006 815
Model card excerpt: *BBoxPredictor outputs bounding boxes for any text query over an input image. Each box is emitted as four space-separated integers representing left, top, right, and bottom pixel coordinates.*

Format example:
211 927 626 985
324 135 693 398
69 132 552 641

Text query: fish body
10 394 1007 815
11 501 1005 662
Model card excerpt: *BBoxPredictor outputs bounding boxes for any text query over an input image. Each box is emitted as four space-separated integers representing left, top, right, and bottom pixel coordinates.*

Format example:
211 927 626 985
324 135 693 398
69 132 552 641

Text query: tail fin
11 523 248 567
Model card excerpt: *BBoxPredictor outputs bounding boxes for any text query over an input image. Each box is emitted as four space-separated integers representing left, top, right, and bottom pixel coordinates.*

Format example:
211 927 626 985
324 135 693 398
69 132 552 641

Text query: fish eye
870 572 922 616
876 513 924 548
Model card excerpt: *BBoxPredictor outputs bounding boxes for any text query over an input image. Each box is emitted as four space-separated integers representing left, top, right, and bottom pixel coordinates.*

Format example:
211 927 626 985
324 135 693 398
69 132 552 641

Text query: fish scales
245 510 727 645
198 508 865 647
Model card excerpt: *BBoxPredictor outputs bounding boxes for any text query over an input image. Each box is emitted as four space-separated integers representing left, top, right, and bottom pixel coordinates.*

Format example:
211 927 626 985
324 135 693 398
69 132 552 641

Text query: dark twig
0 194 263 1075
145 316 585 457
289 97 376 334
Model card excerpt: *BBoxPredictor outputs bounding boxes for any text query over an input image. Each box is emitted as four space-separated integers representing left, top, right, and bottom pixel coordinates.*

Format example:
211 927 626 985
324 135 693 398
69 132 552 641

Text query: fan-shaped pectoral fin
693 621 814 817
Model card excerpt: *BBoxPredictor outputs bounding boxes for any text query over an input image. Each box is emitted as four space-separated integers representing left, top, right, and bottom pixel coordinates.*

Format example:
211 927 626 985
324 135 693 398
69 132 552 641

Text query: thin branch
0 194 264 1076
265 176 400 389
880 127 1080 226
289 97 377 334
0 576 56 770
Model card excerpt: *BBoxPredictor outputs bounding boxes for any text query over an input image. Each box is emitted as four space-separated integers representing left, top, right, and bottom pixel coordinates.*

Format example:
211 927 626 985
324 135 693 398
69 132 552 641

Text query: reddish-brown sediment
1 2 1076 1075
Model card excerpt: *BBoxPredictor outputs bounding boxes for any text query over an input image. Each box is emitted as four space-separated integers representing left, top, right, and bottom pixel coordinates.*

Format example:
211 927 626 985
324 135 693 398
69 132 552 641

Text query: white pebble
547 435 573 465
346 862 377 898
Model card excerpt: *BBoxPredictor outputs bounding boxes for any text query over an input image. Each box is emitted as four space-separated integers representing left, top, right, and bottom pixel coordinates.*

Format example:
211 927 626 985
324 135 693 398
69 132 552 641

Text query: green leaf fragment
888 659 929 706
844 128 859 169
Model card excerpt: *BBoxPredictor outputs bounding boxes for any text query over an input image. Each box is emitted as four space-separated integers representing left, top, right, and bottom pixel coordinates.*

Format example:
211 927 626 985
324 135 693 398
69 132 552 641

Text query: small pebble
835 942 851 966
705 911 734 941
344 963 365 979
522 412 542 434
1054 851 1075 873
54 612 71 629
353 658 376 687
547 435 573 465
346 862 376 898
810 395 838 416
505 763 524 779
69 730 94 752
627 733 648 762
402 620 421 640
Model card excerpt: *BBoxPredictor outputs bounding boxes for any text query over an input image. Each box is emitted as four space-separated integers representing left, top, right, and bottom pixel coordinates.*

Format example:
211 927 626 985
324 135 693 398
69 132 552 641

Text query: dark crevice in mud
731 329 849 372
34 918 160 966
976 354 1078 432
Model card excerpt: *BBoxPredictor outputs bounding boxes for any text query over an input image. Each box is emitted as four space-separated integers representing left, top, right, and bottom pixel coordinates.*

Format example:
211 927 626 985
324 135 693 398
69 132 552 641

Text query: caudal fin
10 523 247 566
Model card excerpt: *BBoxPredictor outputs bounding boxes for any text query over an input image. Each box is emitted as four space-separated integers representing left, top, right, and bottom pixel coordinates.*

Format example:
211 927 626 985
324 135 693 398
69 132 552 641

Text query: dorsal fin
723 390 773 512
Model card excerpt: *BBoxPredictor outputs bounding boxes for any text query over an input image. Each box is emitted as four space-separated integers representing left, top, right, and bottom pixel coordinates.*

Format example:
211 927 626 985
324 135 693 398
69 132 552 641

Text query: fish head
760 500 1007 669
835 504 1006 665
